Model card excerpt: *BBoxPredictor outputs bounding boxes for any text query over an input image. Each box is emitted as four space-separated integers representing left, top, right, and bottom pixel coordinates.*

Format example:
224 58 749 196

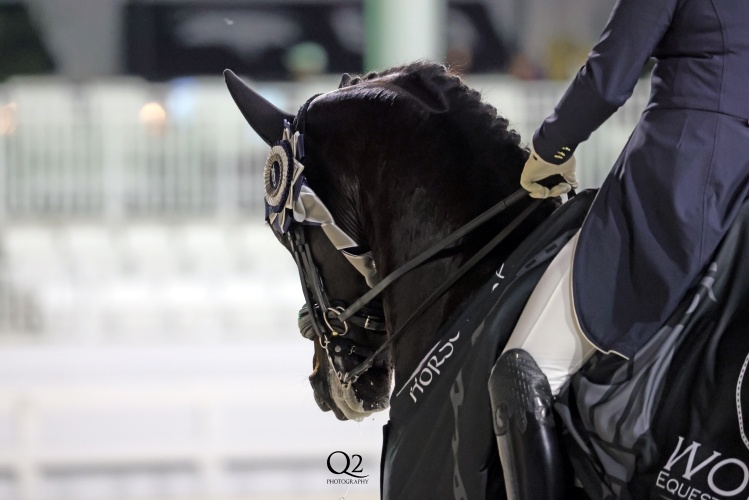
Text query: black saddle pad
557 199 749 499
381 190 596 499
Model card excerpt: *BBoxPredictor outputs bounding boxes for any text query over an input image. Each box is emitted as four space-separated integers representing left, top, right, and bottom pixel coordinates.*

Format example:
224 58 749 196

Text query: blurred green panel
364 0 384 72
364 0 446 72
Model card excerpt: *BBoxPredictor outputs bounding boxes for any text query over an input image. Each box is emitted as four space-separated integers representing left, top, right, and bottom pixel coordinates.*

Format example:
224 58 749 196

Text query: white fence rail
0 75 650 220
0 222 304 343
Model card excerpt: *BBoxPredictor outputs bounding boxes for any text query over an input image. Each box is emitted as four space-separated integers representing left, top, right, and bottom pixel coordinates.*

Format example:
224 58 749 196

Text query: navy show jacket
533 0 749 358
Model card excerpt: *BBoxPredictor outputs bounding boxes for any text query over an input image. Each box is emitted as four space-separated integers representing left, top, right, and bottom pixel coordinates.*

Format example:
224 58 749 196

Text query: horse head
225 63 558 421
295 225 393 421
225 69 393 421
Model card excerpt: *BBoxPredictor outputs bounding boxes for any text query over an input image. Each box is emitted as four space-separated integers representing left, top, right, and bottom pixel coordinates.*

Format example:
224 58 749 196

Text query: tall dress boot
488 348 567 499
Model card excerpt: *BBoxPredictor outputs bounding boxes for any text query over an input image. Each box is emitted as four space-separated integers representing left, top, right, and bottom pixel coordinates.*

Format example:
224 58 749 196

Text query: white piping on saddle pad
737 351 749 451
293 184 380 288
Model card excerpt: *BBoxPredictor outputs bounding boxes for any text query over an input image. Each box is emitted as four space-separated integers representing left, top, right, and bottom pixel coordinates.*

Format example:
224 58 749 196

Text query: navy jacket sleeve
533 0 680 164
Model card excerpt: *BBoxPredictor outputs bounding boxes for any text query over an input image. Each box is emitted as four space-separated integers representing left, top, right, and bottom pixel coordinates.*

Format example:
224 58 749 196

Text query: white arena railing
0 75 649 221
0 75 649 500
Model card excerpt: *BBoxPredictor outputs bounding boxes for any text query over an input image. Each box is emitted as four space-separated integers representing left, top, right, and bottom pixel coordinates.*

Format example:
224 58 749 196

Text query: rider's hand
520 143 578 199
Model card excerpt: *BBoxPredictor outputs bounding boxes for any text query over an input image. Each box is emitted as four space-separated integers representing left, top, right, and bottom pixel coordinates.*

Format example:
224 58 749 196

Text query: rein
336 188 530 324
340 191 539 384
290 186 538 386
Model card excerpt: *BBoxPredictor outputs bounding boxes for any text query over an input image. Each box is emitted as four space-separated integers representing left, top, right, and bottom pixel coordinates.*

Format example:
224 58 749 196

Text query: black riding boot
488 348 567 500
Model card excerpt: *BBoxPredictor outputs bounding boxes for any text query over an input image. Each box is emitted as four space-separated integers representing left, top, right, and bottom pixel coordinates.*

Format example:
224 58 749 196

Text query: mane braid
339 62 530 179
306 62 558 267
293 93 322 135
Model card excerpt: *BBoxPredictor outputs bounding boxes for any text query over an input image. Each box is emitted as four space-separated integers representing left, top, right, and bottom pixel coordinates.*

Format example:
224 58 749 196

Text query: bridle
289 186 542 386
288 223 386 340
288 224 390 389
270 96 543 388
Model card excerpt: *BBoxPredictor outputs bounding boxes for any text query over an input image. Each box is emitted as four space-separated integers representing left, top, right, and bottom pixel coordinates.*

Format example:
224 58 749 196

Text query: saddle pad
557 199 749 499
381 190 596 499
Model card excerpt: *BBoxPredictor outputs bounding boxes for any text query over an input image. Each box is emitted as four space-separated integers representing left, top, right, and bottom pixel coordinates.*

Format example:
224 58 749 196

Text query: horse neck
360 159 529 388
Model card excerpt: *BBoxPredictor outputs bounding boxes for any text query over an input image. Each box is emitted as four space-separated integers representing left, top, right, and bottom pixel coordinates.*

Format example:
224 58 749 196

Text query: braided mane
338 62 530 180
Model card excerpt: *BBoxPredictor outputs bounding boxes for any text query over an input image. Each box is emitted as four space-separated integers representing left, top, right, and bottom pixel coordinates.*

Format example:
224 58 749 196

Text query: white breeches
502 231 597 395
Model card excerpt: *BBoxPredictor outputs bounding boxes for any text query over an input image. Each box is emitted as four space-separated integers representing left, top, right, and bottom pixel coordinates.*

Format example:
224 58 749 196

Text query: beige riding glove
520 143 578 199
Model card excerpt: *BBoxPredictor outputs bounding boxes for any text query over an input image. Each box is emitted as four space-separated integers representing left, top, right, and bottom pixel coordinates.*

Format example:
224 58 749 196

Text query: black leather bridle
289 224 386 337
289 188 540 386
284 96 543 387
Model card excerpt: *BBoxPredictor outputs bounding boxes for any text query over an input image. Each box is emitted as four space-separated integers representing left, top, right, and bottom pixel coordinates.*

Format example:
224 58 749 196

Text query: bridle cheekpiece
263 101 388 390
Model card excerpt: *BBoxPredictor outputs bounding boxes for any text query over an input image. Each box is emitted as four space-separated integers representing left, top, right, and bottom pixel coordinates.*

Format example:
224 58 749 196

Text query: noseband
289 223 387 342
267 96 542 388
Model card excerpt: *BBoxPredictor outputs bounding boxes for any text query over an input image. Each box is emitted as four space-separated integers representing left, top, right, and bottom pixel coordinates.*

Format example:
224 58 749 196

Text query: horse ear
224 69 295 145
388 71 449 114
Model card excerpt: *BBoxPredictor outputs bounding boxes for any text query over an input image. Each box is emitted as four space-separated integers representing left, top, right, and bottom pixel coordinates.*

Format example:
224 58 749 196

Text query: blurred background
0 0 650 499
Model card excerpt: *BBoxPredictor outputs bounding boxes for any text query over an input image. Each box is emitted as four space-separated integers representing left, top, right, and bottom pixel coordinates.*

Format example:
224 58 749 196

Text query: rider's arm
532 0 680 164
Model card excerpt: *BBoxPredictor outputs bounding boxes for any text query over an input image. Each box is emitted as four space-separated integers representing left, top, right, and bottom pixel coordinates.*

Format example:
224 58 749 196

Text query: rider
490 0 749 497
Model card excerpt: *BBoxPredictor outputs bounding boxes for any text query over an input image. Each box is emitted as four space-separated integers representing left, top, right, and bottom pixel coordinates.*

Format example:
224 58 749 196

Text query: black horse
227 63 749 499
